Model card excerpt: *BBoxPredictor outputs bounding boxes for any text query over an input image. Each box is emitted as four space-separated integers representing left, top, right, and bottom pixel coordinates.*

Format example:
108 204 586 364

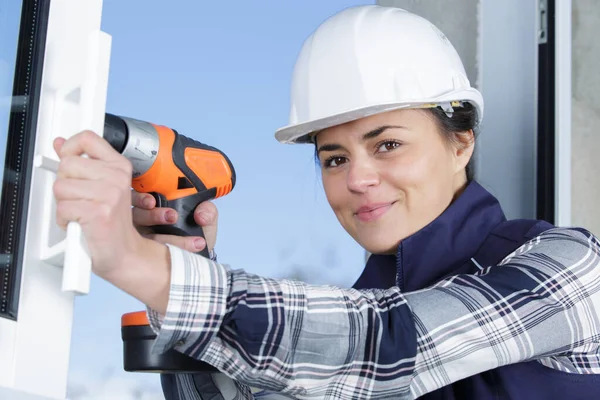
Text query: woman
53 5 600 400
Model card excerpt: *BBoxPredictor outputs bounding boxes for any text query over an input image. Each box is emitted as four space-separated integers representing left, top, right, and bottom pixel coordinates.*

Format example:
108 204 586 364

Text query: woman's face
316 109 474 255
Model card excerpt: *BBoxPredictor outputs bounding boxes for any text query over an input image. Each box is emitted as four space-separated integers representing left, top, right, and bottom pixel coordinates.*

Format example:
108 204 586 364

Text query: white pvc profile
0 0 111 398
554 0 572 227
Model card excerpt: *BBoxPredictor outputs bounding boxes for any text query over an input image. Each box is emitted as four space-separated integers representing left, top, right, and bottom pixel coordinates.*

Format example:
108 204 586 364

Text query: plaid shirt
147 227 600 399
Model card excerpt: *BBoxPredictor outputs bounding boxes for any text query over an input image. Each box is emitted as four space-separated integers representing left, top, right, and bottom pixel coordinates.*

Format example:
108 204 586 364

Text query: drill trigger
149 192 167 208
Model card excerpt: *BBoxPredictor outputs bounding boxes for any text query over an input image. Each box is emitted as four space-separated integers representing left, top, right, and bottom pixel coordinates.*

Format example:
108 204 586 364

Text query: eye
323 155 347 168
376 140 402 153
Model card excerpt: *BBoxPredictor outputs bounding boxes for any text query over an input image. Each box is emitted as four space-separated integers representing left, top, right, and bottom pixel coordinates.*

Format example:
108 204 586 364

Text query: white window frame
0 0 110 398
554 0 572 227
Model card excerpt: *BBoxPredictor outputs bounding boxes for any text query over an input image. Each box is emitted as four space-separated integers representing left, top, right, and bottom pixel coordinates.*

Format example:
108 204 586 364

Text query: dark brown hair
426 102 478 182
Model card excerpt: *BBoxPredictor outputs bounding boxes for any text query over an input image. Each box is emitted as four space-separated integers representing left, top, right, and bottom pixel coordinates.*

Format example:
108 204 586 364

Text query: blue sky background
65 1 375 397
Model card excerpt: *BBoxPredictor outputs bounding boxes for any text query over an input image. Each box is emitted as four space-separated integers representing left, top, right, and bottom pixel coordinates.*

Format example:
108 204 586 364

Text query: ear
453 129 475 172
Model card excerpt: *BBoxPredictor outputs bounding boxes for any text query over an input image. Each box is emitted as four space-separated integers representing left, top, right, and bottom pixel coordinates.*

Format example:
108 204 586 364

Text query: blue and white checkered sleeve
147 227 600 399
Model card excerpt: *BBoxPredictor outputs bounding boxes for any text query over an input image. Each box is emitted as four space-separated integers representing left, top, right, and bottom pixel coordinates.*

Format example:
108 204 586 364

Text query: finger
132 206 178 226
56 155 125 181
131 191 155 209
54 131 124 163
53 177 120 202
55 199 98 230
53 137 66 156
194 201 218 226
144 233 206 253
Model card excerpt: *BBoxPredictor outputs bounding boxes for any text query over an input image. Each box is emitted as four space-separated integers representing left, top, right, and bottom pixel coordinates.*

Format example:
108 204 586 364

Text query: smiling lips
354 202 395 222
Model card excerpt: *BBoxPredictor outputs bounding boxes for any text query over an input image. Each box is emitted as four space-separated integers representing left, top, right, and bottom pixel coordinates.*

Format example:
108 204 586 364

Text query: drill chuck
103 113 128 153
104 113 159 177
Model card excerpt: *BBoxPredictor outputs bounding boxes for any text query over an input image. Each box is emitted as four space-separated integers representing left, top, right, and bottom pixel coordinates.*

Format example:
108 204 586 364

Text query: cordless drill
103 113 235 373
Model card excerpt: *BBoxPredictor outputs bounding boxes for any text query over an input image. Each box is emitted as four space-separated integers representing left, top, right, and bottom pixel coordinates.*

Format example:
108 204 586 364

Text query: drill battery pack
121 311 217 373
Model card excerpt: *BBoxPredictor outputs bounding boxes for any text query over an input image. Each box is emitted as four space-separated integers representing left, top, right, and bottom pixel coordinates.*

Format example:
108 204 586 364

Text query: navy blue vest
353 180 600 399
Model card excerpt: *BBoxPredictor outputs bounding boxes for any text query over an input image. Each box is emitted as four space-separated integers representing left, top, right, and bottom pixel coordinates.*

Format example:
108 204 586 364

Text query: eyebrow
316 125 407 154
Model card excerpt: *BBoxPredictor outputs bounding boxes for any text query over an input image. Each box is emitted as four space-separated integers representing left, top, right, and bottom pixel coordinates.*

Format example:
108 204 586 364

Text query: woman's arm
144 227 600 399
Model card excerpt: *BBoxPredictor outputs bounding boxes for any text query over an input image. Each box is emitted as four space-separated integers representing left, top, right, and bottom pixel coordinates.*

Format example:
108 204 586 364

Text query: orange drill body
103 112 236 257
131 124 234 201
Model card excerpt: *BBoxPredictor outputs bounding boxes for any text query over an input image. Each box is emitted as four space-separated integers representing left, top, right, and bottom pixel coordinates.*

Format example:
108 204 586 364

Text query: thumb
53 137 66 157
194 200 218 227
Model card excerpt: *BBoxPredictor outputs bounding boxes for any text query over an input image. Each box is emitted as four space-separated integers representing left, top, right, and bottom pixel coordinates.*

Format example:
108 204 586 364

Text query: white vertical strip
555 0 572 227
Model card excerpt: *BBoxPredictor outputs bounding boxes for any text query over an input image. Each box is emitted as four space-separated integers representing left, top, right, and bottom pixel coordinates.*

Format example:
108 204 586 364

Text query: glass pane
0 0 49 319
0 1 22 171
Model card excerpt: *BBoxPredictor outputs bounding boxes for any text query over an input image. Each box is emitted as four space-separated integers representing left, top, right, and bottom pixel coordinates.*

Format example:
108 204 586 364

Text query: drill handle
148 191 217 259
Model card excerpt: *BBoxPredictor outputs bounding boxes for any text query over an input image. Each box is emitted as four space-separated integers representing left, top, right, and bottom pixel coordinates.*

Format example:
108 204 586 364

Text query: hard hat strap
420 100 464 118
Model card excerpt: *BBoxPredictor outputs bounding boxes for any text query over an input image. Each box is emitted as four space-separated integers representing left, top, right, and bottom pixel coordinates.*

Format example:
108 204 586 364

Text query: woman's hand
131 192 219 254
52 131 164 279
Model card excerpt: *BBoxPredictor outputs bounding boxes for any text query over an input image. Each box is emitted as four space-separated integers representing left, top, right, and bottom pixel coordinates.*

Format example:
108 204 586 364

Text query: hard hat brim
274 89 484 144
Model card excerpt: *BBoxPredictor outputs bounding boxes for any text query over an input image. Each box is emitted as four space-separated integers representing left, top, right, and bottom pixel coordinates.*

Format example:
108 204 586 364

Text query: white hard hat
275 5 484 144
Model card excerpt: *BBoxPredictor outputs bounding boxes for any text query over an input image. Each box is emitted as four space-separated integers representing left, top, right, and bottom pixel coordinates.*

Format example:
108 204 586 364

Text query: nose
347 157 379 193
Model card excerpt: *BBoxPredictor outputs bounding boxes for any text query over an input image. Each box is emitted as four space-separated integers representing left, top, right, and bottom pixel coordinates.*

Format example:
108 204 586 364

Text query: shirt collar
360 181 506 291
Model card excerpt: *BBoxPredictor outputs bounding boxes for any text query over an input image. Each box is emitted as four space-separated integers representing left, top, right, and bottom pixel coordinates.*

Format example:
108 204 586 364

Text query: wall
377 0 480 87
572 0 600 235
